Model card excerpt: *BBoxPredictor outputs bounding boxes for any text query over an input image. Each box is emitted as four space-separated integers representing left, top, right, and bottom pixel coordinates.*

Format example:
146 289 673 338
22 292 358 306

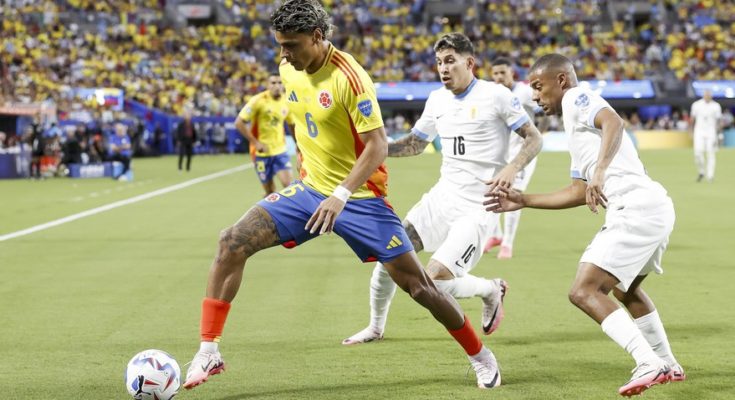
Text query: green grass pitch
1 149 733 399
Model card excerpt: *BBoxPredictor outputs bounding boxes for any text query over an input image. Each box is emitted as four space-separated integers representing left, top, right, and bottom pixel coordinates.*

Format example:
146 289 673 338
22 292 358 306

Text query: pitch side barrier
121 80 733 155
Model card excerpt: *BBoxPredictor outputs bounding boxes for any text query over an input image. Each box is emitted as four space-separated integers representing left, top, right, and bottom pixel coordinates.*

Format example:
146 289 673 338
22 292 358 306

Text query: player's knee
568 287 589 307
215 226 248 264
405 280 432 303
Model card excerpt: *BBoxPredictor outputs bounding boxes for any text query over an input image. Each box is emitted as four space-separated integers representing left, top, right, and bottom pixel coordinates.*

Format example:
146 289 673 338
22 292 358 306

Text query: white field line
0 164 252 242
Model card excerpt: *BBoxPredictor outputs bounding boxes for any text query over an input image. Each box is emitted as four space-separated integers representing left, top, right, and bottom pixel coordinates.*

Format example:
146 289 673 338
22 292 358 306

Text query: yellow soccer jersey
238 91 292 157
279 45 387 199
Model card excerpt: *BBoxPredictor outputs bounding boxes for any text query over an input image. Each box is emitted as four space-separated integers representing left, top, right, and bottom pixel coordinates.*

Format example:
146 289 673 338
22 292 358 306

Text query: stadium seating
1 0 733 121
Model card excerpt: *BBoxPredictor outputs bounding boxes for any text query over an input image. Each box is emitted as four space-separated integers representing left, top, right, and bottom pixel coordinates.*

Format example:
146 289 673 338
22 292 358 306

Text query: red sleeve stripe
332 52 365 94
331 52 365 95
330 59 359 96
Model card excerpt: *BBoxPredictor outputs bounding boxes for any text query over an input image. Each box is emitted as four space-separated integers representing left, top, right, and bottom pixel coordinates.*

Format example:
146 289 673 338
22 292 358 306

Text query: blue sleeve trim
509 115 531 132
570 170 586 180
411 128 430 140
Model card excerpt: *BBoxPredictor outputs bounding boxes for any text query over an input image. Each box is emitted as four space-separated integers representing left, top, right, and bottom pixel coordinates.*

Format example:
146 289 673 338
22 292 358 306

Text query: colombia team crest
318 90 333 109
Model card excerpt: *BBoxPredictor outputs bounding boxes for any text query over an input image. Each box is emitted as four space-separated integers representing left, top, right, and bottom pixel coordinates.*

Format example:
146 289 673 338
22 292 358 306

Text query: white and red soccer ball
125 349 180 400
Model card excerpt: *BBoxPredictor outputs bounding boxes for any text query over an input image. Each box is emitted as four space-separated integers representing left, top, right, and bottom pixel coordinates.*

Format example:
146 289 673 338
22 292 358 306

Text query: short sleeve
496 88 530 132
562 87 611 129
340 64 383 134
411 92 439 141
238 96 259 123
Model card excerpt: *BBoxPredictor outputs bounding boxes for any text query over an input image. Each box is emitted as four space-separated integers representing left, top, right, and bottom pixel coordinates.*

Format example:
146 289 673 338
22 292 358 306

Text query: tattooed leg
403 220 424 253
206 206 280 301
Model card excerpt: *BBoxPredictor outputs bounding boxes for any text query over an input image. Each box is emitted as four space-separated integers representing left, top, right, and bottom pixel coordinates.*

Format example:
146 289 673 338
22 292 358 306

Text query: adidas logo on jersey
288 91 298 102
386 235 403 250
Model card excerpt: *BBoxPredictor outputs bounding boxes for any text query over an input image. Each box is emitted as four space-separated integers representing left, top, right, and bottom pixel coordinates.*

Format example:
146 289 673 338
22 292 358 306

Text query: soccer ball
125 349 180 400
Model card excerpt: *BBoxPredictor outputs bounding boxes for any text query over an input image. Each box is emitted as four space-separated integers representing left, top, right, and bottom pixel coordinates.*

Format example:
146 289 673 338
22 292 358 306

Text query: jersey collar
454 78 477 99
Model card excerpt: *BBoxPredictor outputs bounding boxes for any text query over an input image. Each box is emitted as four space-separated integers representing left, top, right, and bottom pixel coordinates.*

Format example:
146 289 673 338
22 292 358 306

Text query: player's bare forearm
235 118 258 144
287 123 296 142
523 179 587 210
387 133 430 157
340 127 388 192
593 109 624 176
508 121 543 171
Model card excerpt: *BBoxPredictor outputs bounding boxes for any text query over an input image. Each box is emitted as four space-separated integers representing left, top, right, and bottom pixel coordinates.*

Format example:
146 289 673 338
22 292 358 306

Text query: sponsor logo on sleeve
358 99 373 117
574 93 590 107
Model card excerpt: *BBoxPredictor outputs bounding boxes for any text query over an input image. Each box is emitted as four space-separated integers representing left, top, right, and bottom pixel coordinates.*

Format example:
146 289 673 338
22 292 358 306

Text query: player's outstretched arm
305 127 388 235
387 132 430 157
484 179 587 212
488 121 543 191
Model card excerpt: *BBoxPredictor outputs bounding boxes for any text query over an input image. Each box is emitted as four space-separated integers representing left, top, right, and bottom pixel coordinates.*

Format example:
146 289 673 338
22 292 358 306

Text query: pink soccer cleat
497 246 513 259
618 359 671 397
481 279 508 335
183 351 226 390
483 237 502 253
341 327 384 346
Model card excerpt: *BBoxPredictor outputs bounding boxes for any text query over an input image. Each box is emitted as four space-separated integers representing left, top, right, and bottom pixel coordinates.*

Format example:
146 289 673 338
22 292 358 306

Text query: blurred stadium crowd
1 0 734 166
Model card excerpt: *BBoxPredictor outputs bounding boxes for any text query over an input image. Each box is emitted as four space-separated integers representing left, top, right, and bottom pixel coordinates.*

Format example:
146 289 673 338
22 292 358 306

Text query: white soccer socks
433 274 494 299
634 310 679 367
601 308 659 366
368 262 397 333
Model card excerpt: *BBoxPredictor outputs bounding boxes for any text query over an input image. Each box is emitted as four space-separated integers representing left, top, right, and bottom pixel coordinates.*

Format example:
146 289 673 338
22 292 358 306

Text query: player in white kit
690 89 722 182
486 54 684 397
485 57 548 259
343 33 543 351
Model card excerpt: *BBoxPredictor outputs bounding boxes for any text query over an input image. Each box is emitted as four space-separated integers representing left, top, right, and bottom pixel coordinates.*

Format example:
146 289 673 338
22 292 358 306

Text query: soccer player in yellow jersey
235 74 295 195
184 0 504 392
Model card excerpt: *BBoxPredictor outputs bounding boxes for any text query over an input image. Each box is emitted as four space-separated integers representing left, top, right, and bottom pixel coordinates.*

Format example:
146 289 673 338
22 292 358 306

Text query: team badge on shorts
264 193 281 203
575 93 590 107
318 90 333 109
358 100 373 117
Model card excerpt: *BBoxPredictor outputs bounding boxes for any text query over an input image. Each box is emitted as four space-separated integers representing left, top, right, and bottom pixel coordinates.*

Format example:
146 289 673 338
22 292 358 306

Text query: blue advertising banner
375 80 656 101
692 81 735 99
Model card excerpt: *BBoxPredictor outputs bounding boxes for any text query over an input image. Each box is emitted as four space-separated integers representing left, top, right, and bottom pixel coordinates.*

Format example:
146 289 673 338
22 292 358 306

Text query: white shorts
694 133 717 154
405 183 496 278
513 157 538 192
580 191 675 292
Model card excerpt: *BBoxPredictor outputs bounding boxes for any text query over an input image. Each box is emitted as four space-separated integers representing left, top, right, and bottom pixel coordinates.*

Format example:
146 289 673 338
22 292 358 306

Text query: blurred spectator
56 129 82 174
176 109 197 171
210 123 227 154
108 122 132 180
24 121 44 179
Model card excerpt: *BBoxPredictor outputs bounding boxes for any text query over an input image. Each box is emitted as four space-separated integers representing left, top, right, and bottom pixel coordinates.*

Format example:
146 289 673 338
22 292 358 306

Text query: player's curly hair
433 32 474 56
271 0 333 38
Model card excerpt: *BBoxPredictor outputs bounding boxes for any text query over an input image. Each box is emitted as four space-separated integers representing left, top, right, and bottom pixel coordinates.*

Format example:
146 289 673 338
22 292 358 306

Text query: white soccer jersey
690 99 722 137
561 87 666 199
412 79 530 203
508 82 543 157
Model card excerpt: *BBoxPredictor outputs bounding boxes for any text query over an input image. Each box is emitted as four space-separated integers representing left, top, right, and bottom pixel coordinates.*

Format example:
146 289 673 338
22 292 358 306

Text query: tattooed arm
388 133 431 157
507 121 543 172
487 121 543 191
